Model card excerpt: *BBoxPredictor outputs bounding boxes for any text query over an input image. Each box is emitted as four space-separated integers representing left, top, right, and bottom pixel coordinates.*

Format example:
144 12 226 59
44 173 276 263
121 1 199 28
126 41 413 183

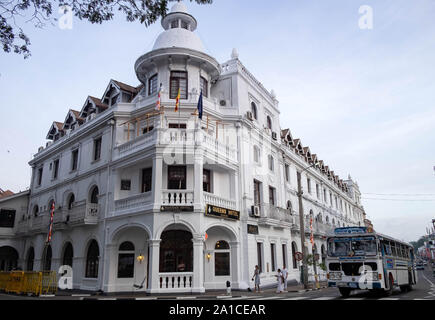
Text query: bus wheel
385 274 394 296
338 288 351 298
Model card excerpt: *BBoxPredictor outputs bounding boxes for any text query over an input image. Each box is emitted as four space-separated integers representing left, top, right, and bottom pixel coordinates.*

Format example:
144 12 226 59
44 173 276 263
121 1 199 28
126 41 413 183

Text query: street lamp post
297 161 319 289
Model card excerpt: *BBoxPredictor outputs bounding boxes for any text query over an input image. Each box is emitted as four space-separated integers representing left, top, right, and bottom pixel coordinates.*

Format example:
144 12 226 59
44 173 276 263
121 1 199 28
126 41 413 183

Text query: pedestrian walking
282 266 288 291
251 265 261 292
275 268 284 293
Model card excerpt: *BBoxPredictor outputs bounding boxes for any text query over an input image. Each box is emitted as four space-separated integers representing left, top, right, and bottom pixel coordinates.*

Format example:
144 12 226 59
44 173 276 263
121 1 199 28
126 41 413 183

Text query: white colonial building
2 2 366 293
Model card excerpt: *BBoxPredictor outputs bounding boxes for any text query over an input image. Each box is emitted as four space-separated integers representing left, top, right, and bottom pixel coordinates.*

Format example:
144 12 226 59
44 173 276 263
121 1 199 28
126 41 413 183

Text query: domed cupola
135 1 220 87
152 1 204 52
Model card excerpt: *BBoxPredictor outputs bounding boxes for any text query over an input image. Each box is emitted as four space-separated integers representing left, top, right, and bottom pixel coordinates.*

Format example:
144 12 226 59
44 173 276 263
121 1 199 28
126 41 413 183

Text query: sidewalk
54 281 328 298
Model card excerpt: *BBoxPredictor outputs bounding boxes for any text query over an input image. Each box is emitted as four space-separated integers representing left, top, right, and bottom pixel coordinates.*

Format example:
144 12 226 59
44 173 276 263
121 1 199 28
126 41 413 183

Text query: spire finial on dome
231 48 239 59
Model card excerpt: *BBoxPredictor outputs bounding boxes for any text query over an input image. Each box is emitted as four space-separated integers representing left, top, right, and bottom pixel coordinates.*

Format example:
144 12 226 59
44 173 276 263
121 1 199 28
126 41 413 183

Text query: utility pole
297 161 319 289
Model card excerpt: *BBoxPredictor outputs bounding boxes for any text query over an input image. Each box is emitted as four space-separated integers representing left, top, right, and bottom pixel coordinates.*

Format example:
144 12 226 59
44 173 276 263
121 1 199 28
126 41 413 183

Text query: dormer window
110 94 119 106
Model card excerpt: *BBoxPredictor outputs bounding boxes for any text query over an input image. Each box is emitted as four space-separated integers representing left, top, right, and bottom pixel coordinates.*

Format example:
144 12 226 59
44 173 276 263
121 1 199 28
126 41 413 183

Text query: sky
1 0 434 242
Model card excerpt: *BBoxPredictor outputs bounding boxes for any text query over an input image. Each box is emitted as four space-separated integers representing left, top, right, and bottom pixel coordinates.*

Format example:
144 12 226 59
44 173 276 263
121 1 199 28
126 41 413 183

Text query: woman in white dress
276 268 284 293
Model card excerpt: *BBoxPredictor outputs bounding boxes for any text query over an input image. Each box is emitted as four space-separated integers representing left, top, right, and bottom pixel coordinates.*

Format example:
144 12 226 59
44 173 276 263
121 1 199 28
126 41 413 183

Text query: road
0 269 434 301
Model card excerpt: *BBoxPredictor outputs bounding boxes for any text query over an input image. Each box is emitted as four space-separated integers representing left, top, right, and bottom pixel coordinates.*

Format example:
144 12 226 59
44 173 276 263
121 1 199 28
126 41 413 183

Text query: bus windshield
328 236 377 257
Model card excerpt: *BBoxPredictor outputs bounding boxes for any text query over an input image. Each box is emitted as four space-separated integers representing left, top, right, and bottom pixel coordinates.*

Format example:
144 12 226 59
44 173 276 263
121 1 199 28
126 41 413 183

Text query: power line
362 197 435 202
363 192 435 196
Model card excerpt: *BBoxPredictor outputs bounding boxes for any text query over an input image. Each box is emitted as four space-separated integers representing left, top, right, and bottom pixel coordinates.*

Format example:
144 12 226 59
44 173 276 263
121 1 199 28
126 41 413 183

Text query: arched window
33 205 39 217
26 247 35 271
215 241 230 276
160 230 193 273
286 200 292 213
90 186 99 204
253 145 260 163
326 216 329 224
85 240 99 278
0 246 18 271
42 245 52 271
251 102 257 120
63 242 74 267
48 199 55 211
268 155 274 171
291 242 298 269
67 194 75 210
118 241 135 278
266 115 272 130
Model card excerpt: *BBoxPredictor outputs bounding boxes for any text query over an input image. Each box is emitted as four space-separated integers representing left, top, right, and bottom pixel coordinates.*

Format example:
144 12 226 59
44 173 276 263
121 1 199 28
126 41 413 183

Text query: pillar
230 241 240 289
192 235 205 293
152 156 163 210
146 239 161 293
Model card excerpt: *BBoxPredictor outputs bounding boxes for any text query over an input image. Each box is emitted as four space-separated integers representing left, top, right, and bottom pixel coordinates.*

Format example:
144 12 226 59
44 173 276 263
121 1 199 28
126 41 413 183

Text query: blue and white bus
326 227 417 297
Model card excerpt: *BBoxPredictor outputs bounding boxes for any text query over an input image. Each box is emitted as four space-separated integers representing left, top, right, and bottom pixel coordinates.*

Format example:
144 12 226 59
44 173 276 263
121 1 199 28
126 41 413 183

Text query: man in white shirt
282 266 288 292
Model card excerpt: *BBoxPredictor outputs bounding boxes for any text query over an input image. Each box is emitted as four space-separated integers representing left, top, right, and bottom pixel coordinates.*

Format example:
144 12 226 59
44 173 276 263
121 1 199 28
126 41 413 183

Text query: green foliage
0 0 212 59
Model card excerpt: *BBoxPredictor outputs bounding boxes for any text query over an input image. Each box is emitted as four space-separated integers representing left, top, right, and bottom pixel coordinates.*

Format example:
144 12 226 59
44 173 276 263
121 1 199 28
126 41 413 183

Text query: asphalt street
0 269 434 301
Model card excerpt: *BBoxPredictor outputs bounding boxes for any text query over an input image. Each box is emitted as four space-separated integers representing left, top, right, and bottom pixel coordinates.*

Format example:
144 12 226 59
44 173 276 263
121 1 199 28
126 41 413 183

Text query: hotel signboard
205 204 240 221
160 206 194 212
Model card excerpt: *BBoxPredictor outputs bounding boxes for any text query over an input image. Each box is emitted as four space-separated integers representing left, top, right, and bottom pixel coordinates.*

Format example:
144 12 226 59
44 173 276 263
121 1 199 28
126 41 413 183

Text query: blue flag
197 90 203 119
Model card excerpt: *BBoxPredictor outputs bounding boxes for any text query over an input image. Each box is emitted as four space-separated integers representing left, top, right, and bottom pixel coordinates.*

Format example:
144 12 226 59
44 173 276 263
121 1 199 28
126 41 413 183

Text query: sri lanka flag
197 90 203 119
175 88 181 112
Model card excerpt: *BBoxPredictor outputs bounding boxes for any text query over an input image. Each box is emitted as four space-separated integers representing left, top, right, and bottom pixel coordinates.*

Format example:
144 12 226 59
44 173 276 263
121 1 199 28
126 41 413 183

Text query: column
230 241 240 289
102 244 117 292
192 235 205 293
146 239 161 294
193 132 204 211
152 156 163 210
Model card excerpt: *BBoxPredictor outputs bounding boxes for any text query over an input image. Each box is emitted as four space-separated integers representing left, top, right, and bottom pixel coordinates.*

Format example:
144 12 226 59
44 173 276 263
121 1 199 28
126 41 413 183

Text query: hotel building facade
0 2 366 293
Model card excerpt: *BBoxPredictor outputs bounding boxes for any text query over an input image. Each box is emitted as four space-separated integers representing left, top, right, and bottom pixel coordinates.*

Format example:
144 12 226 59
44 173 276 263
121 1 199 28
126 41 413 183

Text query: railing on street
0 271 57 296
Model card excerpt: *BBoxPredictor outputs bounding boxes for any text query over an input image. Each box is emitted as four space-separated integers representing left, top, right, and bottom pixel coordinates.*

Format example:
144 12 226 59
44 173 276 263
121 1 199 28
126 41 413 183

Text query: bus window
382 241 391 256
391 242 397 257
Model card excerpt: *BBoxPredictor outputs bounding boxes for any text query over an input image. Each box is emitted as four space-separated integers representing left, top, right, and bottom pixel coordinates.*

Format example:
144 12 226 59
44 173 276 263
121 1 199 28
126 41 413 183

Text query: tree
410 236 427 251
0 0 212 59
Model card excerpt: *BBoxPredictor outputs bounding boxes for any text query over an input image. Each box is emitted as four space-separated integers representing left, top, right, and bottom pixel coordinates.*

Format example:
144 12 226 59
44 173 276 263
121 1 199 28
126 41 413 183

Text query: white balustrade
161 190 194 205
114 192 152 211
203 192 237 210
116 130 155 157
85 203 99 223
159 272 193 291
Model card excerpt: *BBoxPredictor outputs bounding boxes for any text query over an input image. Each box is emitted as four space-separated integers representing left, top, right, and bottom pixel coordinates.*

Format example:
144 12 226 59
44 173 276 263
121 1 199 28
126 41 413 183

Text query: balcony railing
114 128 237 164
61 202 99 225
161 190 194 206
203 192 237 210
258 204 293 224
159 272 193 292
114 192 152 212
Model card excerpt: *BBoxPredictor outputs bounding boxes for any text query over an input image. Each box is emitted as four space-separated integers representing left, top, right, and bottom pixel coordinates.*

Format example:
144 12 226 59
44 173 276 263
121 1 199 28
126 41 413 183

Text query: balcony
114 128 237 164
113 192 152 214
203 192 237 210
160 190 194 212
28 212 51 233
291 215 334 236
58 202 99 226
258 204 293 227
